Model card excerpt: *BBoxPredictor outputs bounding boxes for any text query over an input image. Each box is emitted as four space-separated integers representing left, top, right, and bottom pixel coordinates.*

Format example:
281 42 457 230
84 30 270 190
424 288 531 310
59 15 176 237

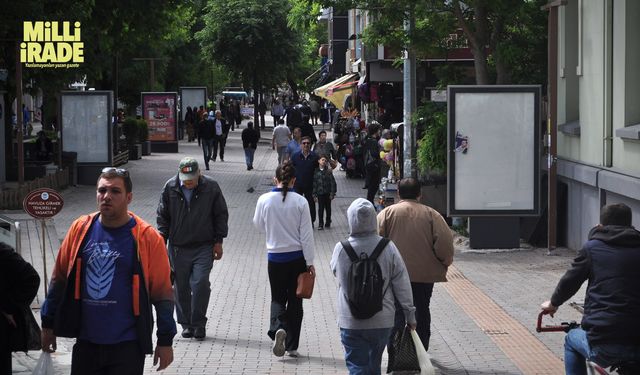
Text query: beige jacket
377 199 454 283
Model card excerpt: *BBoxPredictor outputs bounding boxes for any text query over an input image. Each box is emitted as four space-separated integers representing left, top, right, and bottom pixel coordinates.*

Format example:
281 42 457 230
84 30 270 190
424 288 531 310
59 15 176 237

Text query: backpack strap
370 238 390 261
341 238 390 262
340 240 358 262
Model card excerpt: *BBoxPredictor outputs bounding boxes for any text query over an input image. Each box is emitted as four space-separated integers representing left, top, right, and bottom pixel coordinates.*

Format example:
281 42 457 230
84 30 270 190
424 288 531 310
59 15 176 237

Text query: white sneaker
273 329 286 357
286 350 299 357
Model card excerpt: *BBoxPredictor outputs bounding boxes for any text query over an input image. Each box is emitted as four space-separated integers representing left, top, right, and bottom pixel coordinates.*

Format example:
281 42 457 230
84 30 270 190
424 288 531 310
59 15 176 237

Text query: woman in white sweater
253 161 316 358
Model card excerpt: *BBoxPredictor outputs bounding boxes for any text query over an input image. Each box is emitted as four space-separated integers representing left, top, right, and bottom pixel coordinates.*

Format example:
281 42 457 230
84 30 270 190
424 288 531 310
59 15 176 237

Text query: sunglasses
101 167 129 177
301 142 310 145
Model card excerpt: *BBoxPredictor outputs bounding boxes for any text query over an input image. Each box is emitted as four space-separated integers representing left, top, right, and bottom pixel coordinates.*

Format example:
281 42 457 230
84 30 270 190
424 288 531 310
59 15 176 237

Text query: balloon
380 151 387 159
383 139 393 152
378 138 386 147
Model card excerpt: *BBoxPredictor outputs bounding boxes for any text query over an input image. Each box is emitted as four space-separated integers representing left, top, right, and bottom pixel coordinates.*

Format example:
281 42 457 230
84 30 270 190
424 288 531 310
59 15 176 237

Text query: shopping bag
32 352 54 375
296 270 315 299
410 329 436 375
387 326 419 373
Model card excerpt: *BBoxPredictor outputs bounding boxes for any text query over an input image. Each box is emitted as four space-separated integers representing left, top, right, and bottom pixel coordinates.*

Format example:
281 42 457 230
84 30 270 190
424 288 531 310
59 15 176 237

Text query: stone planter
141 140 151 156
419 173 447 219
129 143 142 160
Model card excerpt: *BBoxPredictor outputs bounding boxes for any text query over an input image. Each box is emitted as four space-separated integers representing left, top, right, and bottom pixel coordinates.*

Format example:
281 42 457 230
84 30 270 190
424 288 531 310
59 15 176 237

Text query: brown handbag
296 270 315 299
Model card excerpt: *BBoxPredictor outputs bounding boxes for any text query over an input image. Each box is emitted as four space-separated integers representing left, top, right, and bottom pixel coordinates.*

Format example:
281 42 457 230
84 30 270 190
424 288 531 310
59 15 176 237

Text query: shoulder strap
340 240 358 262
370 238 390 261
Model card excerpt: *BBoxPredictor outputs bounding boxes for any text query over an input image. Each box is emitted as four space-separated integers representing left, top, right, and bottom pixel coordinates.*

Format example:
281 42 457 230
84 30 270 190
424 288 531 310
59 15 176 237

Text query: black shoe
247 166 251 170
325 223 331 228
194 327 206 340
181 327 194 338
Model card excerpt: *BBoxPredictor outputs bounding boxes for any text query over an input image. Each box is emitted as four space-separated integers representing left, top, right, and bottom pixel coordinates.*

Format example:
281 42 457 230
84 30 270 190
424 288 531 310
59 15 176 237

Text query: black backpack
340 238 390 319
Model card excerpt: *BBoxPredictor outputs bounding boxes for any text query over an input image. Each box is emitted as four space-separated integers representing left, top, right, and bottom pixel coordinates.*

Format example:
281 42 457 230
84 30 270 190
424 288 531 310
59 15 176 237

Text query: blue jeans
168 243 214 329
340 328 392 375
565 328 640 374
244 148 255 168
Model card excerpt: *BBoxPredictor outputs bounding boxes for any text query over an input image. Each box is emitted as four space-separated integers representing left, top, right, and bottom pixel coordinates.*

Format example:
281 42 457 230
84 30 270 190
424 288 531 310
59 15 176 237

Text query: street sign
23 188 64 219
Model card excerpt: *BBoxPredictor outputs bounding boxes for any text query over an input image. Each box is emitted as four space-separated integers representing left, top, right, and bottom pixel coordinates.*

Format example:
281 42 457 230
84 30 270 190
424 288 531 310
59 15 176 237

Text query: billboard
179 87 207 120
447 85 541 216
142 92 177 142
61 91 113 164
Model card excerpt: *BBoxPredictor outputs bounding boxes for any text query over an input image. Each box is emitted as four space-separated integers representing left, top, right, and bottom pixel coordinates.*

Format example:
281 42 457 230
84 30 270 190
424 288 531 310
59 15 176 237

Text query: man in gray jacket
331 198 416 375
157 157 229 340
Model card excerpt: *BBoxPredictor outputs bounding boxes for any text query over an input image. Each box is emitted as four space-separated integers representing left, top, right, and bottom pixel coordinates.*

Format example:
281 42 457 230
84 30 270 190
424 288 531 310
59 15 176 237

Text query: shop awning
313 73 358 108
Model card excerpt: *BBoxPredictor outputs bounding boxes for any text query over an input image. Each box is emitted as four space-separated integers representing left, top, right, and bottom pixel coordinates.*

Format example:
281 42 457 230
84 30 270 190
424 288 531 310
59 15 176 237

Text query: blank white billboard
447 86 541 216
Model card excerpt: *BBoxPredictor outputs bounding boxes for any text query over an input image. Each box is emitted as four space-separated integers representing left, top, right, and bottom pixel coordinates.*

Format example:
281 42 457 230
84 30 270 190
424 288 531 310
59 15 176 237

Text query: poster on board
61 91 113 164
447 85 541 216
142 92 177 142
179 87 207 120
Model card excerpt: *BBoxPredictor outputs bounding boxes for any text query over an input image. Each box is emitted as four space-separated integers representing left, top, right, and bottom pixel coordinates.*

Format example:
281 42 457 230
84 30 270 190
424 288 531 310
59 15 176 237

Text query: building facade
556 0 640 249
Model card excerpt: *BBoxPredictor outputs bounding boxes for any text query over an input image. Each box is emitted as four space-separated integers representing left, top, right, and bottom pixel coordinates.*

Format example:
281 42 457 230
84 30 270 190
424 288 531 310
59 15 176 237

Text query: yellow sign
20 21 84 68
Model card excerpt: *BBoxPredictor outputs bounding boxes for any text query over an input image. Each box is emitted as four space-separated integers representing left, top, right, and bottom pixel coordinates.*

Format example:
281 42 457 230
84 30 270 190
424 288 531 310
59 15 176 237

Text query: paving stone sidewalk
4 122 586 374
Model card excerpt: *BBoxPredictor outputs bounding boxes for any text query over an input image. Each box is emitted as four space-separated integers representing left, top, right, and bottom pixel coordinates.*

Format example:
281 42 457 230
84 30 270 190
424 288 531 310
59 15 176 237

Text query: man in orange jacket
41 168 176 374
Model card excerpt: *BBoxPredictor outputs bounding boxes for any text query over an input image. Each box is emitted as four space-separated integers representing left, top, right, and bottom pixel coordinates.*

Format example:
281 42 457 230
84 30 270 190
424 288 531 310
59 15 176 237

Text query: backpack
340 238 390 319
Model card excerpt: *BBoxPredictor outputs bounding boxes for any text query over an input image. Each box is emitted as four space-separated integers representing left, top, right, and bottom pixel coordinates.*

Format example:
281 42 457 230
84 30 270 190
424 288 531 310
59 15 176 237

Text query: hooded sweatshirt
551 225 640 345
330 198 416 329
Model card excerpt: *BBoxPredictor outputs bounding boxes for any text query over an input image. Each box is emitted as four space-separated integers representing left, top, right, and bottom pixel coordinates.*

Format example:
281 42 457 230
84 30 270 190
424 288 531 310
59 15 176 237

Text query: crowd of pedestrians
5 105 638 375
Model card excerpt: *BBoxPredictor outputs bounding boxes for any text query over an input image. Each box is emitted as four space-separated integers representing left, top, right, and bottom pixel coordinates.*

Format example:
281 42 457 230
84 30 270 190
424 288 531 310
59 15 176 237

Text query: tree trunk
287 77 299 103
472 46 491 85
495 55 511 84
253 77 260 139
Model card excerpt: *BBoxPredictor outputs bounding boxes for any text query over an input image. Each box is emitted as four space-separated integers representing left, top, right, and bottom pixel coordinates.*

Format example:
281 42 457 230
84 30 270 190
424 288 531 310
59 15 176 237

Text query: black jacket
241 128 259 149
551 225 640 345
199 119 215 140
0 245 40 352
157 175 229 247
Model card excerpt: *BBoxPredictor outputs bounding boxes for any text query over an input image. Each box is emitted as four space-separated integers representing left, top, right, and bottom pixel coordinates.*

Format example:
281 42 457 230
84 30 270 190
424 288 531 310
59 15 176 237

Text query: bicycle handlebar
536 311 580 333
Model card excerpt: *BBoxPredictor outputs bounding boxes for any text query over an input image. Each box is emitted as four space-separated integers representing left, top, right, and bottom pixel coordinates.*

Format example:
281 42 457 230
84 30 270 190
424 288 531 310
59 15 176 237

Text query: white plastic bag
32 352 54 375
410 330 436 375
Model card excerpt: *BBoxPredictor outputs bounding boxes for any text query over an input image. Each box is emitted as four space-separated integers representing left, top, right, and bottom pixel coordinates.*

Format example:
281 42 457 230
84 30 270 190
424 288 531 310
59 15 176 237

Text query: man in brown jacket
377 177 454 351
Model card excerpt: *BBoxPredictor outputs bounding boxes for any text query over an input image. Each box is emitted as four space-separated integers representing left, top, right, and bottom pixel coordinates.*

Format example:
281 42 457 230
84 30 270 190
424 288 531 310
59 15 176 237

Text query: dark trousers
301 189 316 223
259 113 266 129
267 258 307 351
1 320 10 375
168 244 214 329
201 138 214 168
213 134 227 160
71 340 144 375
317 194 332 226
365 163 381 205
392 282 434 351
273 115 281 126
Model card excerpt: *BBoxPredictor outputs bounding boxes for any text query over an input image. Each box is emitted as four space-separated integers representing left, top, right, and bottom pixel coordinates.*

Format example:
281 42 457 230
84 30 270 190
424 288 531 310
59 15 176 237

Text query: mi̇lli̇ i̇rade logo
20 21 84 68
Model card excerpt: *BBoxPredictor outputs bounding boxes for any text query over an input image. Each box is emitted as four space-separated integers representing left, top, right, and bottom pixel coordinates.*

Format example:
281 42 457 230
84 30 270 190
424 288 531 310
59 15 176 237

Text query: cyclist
541 203 640 375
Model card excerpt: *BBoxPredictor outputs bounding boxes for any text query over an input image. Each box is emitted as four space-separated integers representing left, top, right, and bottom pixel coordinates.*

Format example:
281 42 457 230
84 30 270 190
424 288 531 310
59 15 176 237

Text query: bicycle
536 311 640 374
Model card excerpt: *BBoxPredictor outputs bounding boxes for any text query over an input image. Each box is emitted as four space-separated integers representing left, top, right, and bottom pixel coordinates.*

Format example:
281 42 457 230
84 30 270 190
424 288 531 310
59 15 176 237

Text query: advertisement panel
179 87 207 120
447 85 541 216
61 91 112 164
142 92 177 142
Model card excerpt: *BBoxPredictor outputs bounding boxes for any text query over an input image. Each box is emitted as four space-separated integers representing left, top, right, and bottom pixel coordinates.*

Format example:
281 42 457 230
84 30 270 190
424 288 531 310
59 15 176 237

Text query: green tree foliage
197 0 314 102
316 0 547 85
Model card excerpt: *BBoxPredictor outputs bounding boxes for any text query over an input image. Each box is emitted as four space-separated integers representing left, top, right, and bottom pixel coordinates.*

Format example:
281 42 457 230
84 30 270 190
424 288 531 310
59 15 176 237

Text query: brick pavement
3 121 588 374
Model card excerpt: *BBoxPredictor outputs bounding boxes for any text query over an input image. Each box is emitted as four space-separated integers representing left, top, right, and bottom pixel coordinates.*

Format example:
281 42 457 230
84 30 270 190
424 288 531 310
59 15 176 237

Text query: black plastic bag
387 326 420 373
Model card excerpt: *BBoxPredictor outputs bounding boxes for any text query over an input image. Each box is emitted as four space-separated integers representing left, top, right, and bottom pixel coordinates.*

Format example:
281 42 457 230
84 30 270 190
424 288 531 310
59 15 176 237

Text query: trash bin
61 151 78 186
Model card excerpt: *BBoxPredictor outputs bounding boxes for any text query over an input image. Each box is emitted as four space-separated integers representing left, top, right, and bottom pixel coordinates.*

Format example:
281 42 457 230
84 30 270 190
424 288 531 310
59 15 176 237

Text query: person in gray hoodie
330 198 416 375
